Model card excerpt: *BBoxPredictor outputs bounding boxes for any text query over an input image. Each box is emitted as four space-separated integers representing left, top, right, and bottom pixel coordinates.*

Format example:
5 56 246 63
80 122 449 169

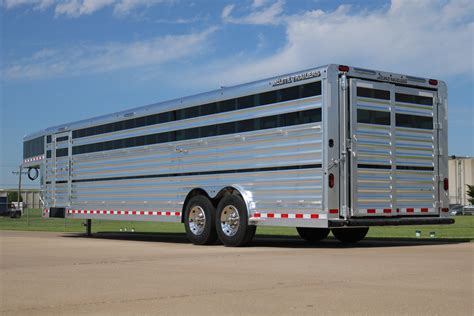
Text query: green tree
467 184 474 205
7 191 23 204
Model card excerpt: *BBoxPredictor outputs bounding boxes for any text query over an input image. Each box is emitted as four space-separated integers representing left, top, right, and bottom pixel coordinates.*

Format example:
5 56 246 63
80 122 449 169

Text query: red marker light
338 65 350 72
429 79 438 86
443 178 449 191
329 173 335 188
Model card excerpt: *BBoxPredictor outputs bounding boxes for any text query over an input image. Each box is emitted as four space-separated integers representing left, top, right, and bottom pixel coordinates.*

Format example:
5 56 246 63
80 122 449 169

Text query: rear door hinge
346 138 353 149
434 122 443 130
341 76 348 90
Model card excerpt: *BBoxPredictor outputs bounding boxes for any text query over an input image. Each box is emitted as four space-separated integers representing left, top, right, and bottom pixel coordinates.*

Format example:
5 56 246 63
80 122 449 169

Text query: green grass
0 209 184 234
367 218 473 239
1 209 472 240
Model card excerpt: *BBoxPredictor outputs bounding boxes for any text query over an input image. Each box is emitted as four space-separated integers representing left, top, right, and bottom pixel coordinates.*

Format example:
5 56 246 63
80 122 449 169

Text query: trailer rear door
349 79 439 217
46 131 72 207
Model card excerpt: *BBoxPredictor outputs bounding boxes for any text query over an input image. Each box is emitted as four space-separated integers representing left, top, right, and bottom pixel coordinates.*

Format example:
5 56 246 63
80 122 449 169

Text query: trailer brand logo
376 73 408 84
272 70 321 87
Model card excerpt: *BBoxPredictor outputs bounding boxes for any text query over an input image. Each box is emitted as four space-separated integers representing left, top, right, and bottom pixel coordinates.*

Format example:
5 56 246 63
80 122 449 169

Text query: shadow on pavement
63 231 471 248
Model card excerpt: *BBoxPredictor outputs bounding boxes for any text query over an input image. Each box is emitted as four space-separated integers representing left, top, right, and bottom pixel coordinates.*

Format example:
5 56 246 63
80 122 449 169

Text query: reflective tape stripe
252 212 327 219
359 208 435 214
66 209 180 216
24 154 45 163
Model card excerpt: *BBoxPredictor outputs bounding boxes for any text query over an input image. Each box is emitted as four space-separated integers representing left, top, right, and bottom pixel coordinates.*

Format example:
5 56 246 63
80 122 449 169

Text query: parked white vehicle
462 205 474 215
10 202 24 211
23 64 453 246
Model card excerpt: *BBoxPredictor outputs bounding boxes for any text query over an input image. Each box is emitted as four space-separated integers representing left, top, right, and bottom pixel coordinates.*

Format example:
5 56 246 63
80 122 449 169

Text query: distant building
0 188 42 210
448 156 474 206
0 190 7 213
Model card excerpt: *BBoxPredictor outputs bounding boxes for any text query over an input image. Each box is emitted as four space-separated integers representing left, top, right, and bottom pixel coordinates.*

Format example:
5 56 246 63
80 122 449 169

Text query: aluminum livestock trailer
23 64 454 246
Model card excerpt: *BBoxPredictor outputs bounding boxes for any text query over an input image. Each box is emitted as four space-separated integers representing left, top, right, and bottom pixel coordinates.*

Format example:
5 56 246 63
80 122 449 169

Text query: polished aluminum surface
188 206 206 235
220 205 240 237
32 64 448 228
64 93 324 224
350 79 439 216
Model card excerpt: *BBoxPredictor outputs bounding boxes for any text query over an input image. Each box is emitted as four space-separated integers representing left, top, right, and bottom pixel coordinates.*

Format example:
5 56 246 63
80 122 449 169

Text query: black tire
10 211 21 219
296 227 330 243
332 227 369 243
216 195 256 247
184 195 217 245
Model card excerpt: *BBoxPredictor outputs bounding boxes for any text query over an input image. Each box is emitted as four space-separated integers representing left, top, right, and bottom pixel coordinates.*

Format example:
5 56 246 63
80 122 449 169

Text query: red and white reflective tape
362 208 394 214
400 207 433 213
43 208 49 216
24 154 45 163
67 209 181 217
360 208 434 214
252 212 328 219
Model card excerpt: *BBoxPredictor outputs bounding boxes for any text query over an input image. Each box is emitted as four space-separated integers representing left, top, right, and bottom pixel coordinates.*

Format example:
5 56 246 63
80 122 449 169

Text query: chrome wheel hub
220 205 240 237
188 206 206 235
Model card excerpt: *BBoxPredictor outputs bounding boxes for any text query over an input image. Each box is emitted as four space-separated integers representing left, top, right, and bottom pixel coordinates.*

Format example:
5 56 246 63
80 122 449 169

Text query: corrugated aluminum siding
351 80 438 216
45 133 71 208
352 82 393 215
394 86 437 214
64 93 324 222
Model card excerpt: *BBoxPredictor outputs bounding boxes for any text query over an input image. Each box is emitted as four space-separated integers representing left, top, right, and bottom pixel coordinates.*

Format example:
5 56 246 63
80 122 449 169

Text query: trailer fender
181 188 212 223
182 185 256 222
214 185 256 219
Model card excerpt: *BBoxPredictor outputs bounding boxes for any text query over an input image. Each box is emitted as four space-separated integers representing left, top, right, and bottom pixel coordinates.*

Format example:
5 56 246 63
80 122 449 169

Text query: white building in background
0 189 41 210
448 156 474 206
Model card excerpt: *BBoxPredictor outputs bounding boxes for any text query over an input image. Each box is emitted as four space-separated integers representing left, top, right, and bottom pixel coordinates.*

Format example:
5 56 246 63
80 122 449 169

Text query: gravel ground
1 230 472 315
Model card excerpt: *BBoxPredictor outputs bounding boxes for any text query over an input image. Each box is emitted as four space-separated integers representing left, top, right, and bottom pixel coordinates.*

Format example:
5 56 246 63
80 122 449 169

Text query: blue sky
1 0 473 189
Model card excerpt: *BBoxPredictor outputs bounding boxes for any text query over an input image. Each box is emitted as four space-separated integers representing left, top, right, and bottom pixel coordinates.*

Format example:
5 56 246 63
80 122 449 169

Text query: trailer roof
23 64 444 141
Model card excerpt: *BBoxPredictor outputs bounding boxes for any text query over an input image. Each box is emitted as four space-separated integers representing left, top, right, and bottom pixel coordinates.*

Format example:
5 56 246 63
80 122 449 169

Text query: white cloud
4 28 216 80
3 0 54 10
34 0 52 10
221 4 234 20
251 0 267 9
223 0 284 25
113 0 159 16
55 0 114 17
212 0 473 85
4 0 473 84
3 0 166 16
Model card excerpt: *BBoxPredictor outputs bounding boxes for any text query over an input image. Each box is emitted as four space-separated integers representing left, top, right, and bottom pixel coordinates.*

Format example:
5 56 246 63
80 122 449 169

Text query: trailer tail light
443 178 449 191
429 79 438 86
329 173 335 188
338 65 349 72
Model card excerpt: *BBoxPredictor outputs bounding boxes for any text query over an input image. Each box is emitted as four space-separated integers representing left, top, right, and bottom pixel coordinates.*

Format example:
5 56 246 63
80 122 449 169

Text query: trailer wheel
216 195 256 247
184 195 217 245
296 227 330 243
332 227 369 243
